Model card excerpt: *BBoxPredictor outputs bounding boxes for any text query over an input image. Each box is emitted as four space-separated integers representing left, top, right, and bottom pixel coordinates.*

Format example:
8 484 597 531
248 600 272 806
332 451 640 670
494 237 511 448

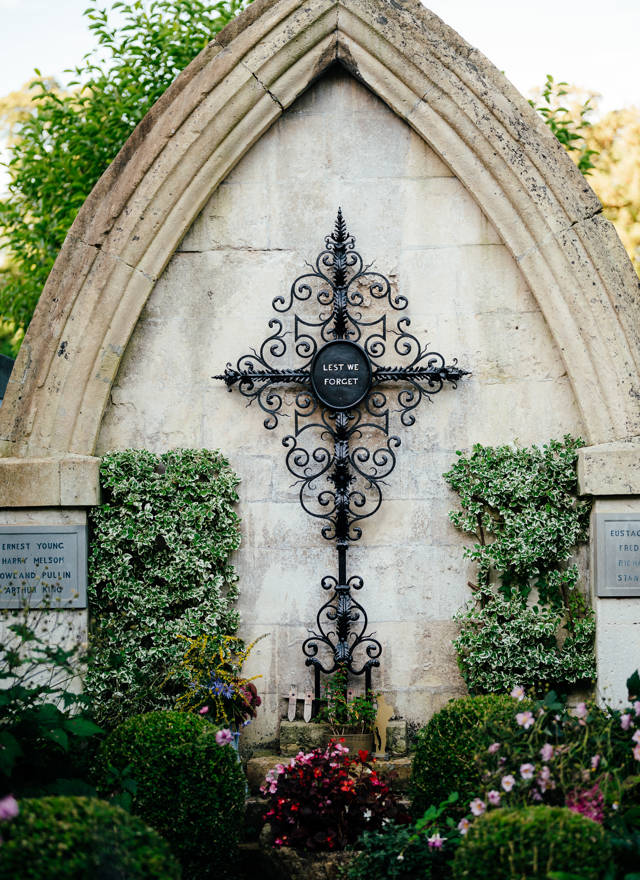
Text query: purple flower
591 754 601 771
621 713 632 731
428 832 446 848
0 796 18 822
488 790 501 806
215 728 233 746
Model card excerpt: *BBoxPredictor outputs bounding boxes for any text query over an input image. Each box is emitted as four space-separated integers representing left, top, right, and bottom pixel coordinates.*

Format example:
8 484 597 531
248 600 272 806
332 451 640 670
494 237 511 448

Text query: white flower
470 798 486 817
519 763 535 780
516 711 534 729
501 774 515 792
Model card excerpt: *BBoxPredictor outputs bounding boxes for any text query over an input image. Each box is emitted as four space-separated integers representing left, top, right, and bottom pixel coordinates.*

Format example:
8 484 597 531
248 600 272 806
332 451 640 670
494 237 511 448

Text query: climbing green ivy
86 448 241 728
444 436 595 693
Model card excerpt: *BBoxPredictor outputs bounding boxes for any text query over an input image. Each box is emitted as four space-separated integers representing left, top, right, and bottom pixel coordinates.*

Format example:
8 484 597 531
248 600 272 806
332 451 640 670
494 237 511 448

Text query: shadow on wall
0 355 14 406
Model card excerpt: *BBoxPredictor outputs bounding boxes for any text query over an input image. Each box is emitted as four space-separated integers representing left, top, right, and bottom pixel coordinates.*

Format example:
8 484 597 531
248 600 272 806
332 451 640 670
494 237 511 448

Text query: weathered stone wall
95 69 585 745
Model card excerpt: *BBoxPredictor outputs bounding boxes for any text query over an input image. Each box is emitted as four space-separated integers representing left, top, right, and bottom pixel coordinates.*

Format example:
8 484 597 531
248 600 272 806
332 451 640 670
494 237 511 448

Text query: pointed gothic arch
1 0 639 466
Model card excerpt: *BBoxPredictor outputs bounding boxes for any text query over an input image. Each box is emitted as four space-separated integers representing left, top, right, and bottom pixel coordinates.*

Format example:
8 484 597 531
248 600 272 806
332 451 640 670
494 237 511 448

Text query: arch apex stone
1 0 639 460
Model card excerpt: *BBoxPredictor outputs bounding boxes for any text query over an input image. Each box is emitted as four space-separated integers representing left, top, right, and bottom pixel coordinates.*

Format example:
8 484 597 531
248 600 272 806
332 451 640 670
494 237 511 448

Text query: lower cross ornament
214 208 469 698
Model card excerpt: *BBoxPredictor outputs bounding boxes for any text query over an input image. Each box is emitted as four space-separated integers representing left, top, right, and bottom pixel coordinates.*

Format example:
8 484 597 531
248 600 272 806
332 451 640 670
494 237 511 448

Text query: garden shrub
0 796 181 879
0 615 102 799
411 694 519 817
346 793 461 880
94 711 245 878
87 448 241 727
445 436 595 693
452 805 610 880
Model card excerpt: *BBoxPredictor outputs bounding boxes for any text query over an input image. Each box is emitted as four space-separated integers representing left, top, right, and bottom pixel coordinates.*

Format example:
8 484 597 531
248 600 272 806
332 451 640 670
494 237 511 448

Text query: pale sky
0 0 638 113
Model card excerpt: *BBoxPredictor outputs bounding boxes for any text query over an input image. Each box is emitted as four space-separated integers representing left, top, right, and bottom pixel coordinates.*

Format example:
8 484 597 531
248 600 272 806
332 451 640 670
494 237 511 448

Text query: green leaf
64 717 103 737
42 727 69 750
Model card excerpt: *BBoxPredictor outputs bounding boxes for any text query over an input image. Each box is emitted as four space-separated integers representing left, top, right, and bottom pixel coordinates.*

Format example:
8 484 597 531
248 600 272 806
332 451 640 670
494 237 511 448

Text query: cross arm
372 362 470 386
213 366 311 389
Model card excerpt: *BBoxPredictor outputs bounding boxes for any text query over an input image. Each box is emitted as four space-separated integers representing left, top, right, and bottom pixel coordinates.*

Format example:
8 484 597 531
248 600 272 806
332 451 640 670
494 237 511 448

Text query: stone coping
578 442 640 495
0 455 100 507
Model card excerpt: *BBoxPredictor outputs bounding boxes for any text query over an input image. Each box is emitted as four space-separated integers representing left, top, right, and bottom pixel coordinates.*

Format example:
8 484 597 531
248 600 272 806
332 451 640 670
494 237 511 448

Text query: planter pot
324 732 375 754
259 843 357 880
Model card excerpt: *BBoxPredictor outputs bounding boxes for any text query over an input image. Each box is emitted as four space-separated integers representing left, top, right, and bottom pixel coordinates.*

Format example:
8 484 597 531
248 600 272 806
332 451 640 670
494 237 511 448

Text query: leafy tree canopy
0 0 251 345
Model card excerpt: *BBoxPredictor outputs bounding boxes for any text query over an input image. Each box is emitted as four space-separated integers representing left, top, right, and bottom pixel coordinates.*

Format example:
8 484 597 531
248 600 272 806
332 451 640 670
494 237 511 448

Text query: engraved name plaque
0 525 88 609
596 513 640 598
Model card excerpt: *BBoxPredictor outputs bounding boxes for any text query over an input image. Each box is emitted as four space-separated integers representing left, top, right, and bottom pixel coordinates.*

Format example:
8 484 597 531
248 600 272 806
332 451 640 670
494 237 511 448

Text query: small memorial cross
214 209 469 697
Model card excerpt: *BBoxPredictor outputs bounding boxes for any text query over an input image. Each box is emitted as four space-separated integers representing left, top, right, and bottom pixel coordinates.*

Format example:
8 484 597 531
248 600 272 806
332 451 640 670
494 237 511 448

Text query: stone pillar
578 443 640 706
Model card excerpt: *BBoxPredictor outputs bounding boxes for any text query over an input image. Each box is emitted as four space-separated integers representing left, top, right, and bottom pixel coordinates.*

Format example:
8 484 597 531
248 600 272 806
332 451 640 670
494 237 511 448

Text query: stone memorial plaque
596 514 640 598
0 525 87 609
310 340 372 410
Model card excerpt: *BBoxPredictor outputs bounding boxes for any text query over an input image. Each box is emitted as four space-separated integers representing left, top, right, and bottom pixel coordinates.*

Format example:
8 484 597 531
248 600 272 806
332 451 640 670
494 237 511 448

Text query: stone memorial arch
0 0 639 744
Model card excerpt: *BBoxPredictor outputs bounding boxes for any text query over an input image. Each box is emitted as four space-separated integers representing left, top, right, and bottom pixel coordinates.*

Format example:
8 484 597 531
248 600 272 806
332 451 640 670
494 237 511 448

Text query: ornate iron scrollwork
214 209 469 697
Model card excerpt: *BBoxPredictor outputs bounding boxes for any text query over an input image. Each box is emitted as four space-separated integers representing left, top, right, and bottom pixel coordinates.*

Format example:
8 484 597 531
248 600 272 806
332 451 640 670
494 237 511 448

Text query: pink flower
634 701 640 717
428 832 446 849
488 790 501 806
633 743 640 761
633 730 640 744
0 796 18 821
520 763 535 780
199 705 209 715
516 711 534 729
567 784 605 824
621 714 632 731
591 754 601 771
215 728 233 746
488 742 501 754
540 743 554 762
501 774 515 792
457 818 471 835
538 766 555 793
470 798 486 817
510 685 525 701
574 702 588 720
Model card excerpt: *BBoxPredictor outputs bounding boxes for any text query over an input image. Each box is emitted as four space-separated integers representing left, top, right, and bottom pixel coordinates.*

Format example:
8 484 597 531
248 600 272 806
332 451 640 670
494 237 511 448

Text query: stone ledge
578 443 640 496
0 455 101 507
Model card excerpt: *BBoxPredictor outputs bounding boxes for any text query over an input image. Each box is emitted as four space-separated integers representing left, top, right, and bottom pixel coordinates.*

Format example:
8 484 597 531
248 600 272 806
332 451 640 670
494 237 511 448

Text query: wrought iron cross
214 209 469 698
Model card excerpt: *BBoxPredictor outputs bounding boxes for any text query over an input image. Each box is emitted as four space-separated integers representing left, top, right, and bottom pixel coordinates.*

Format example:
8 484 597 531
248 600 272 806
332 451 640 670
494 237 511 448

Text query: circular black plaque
310 340 373 410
